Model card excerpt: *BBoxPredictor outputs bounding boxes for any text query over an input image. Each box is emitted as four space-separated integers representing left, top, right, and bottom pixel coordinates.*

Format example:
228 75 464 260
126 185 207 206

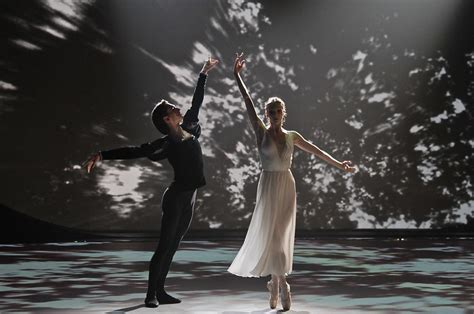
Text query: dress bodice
259 129 294 171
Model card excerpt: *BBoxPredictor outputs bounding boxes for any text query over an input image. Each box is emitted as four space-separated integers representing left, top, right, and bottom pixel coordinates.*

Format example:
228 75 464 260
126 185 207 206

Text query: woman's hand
233 52 245 75
341 160 356 173
83 153 102 173
201 57 219 75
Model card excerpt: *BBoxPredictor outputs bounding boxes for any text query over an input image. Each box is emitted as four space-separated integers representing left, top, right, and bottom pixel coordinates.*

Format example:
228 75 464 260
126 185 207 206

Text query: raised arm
293 131 356 173
183 57 219 127
83 137 168 173
233 53 265 137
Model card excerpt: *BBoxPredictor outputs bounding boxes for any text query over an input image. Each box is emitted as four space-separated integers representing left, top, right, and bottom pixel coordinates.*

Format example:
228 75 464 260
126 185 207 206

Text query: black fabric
147 187 196 297
97 73 208 299
100 73 207 191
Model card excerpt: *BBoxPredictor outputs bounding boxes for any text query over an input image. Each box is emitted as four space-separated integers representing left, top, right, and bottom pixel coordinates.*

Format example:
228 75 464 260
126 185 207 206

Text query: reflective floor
0 239 473 313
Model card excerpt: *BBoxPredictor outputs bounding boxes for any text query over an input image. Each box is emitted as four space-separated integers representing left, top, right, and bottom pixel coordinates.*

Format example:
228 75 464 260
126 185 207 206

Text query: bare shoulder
284 129 302 140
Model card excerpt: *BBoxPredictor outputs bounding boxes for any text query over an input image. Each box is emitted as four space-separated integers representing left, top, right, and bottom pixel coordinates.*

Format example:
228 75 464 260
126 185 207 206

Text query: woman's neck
268 124 283 134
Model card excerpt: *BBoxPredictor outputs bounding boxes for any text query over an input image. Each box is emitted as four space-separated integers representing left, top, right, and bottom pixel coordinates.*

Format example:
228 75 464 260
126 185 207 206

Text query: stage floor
0 238 473 313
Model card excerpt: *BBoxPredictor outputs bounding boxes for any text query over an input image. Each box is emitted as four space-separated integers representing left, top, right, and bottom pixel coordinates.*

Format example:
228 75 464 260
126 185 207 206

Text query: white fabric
228 128 297 277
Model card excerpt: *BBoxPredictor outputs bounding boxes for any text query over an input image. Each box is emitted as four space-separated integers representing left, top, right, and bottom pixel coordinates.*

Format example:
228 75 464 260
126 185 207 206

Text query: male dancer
84 57 219 307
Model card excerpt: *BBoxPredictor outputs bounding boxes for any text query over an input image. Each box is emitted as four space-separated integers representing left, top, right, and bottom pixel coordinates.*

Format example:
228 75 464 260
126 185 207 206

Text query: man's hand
201 57 219 75
83 153 102 173
233 52 245 76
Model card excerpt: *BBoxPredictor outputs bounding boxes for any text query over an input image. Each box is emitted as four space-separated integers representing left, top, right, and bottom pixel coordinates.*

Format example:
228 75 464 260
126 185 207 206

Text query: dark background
1 0 473 231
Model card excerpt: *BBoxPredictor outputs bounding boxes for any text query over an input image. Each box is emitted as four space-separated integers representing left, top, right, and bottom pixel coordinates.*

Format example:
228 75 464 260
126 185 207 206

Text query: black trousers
147 186 197 296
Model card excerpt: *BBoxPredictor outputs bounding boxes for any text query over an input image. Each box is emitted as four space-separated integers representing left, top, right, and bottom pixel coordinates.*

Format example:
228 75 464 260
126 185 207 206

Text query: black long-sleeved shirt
100 73 207 191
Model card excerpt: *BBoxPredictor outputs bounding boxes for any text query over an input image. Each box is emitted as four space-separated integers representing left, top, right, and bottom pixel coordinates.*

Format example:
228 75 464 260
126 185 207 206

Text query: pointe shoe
280 282 291 311
266 280 279 309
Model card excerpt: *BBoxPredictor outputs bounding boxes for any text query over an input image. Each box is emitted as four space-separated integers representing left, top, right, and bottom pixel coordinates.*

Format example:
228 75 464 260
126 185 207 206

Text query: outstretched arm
183 57 219 128
293 131 356 173
234 53 265 137
83 137 168 173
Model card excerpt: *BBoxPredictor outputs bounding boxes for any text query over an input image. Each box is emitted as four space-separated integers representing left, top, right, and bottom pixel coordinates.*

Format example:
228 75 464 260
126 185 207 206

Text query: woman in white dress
228 53 356 311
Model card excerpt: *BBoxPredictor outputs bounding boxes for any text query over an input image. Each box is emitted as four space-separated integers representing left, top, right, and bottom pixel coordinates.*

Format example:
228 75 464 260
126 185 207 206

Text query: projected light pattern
0 240 473 312
0 0 472 230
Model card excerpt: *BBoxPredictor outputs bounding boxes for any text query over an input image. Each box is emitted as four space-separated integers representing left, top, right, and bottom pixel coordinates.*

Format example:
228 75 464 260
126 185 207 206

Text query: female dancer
228 53 356 311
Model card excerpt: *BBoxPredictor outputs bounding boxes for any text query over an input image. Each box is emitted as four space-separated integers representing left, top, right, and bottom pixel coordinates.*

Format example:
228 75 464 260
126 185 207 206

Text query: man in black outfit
84 57 219 307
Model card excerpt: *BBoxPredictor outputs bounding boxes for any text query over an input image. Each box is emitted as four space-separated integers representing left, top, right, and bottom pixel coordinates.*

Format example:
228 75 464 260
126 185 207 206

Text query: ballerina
228 53 356 311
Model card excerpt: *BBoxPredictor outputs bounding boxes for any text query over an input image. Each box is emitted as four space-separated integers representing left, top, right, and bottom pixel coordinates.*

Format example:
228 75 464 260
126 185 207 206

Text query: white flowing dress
228 127 296 277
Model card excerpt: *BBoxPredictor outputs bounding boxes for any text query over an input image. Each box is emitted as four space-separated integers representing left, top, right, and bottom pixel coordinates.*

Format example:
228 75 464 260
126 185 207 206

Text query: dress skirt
228 169 297 277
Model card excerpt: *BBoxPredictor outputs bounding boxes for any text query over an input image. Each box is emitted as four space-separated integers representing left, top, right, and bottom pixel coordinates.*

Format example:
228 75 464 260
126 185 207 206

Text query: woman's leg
267 274 280 309
279 275 291 310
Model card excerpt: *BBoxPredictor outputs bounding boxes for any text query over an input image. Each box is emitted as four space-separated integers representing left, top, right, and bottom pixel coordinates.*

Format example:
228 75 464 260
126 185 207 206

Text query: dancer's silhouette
228 53 355 311
84 57 219 307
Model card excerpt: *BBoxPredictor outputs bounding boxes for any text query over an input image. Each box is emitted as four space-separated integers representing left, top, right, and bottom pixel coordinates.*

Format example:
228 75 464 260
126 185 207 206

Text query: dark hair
151 99 171 134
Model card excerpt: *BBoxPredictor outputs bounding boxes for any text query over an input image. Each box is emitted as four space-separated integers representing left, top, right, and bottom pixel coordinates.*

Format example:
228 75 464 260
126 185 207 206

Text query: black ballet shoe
144 295 158 308
156 292 181 304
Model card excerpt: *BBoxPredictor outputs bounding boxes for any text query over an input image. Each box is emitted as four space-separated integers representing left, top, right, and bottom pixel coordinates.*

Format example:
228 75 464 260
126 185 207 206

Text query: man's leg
146 188 196 305
145 187 181 305
155 189 196 304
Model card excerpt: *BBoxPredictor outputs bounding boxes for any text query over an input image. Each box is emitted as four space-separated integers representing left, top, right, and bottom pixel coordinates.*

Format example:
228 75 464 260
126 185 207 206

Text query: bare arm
293 131 356 173
233 53 265 137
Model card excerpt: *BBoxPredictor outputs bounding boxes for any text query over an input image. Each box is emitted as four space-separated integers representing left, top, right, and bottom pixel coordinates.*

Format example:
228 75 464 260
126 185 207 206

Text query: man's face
164 104 183 126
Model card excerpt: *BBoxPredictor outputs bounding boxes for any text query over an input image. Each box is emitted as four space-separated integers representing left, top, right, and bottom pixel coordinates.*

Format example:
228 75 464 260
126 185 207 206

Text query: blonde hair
264 97 287 125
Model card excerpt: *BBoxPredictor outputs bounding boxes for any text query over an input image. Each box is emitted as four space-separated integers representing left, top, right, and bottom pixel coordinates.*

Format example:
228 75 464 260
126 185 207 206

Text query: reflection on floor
0 239 473 313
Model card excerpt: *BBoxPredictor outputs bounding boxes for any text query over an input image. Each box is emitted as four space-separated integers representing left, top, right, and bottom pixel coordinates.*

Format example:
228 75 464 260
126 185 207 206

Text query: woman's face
266 103 285 126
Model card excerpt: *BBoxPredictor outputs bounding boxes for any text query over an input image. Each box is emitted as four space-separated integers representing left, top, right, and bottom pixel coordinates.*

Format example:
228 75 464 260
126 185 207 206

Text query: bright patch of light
37 25 66 39
44 0 92 18
414 144 428 153
417 160 438 183
430 66 447 83
404 49 416 57
364 73 373 84
368 92 395 104
408 68 422 77
327 68 338 79
257 50 299 91
209 17 228 38
0 81 17 90
467 52 474 67
11 39 41 50
430 111 449 123
452 98 466 114
135 45 195 88
345 116 363 130
192 42 212 64
352 50 367 73
227 0 264 34
53 17 78 31
410 125 423 133
97 164 152 218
